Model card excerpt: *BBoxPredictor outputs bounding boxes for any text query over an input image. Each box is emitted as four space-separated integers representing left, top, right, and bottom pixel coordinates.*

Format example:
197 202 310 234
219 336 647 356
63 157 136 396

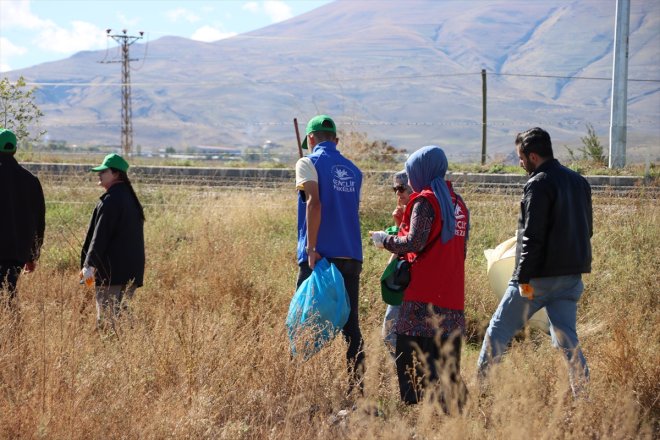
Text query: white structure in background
609 0 631 169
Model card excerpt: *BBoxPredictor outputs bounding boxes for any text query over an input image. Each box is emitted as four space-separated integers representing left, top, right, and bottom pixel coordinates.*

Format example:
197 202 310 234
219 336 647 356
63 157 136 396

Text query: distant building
261 140 282 150
184 145 243 160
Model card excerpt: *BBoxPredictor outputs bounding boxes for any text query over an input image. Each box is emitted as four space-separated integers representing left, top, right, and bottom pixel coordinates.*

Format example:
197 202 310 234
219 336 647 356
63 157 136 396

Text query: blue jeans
477 275 589 396
382 304 400 355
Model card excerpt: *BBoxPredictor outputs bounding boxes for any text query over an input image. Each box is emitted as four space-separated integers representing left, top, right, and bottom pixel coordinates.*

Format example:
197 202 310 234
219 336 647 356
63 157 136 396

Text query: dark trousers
395 332 467 412
297 258 365 392
0 262 22 306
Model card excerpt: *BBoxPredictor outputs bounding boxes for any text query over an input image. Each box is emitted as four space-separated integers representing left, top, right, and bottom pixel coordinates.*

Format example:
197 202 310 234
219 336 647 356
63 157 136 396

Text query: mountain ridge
5 0 659 161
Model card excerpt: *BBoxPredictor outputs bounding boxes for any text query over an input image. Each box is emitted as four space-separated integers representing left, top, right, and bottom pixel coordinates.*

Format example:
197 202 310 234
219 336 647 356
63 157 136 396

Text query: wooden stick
294 118 303 159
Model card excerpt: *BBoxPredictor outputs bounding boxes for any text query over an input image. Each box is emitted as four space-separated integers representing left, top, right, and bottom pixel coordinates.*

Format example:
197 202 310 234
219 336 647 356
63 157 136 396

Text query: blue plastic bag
286 258 350 358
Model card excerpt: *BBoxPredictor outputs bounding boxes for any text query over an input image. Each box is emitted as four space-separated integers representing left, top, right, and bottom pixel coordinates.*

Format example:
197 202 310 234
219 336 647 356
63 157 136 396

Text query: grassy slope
0 175 657 439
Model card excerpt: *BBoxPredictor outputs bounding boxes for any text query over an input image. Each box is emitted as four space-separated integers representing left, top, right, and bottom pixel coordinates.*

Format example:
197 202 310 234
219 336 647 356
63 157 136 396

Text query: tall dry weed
0 176 656 438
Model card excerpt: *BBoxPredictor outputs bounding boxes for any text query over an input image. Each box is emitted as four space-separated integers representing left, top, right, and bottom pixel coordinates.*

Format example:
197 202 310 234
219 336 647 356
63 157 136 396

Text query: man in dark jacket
477 127 592 397
0 128 46 307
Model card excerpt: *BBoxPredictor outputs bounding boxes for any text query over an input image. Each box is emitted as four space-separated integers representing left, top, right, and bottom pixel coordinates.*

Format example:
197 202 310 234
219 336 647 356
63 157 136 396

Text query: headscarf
392 170 412 192
405 146 455 244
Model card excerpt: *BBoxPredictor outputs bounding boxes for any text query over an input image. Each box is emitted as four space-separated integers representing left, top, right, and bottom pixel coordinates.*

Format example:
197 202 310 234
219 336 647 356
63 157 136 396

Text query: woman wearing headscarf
81 153 145 330
370 146 469 411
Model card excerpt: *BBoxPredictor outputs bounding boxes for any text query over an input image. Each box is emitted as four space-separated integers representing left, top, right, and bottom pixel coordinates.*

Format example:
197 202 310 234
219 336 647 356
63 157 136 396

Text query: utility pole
102 29 143 157
609 0 630 169
481 69 487 165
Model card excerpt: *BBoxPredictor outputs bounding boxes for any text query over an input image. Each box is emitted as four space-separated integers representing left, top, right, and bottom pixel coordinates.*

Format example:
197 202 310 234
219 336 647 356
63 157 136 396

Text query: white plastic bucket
484 237 550 333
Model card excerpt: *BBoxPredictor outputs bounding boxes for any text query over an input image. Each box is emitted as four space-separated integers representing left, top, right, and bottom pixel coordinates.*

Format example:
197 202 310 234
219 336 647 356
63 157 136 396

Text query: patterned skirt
393 300 465 338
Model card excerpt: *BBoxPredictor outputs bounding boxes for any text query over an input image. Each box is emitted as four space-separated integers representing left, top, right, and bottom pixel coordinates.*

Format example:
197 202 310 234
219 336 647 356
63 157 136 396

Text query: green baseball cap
90 153 129 173
0 128 17 153
380 259 406 306
301 114 336 150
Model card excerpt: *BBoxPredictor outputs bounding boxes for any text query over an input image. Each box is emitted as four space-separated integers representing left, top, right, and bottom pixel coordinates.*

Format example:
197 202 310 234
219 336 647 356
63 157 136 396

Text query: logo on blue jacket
331 165 356 193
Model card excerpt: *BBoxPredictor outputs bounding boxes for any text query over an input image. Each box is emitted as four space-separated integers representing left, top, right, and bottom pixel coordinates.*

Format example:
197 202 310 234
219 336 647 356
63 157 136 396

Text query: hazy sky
0 0 333 72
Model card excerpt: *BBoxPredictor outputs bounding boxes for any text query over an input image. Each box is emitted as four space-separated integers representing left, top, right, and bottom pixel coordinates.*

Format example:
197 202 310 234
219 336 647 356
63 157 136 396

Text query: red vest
400 185 467 311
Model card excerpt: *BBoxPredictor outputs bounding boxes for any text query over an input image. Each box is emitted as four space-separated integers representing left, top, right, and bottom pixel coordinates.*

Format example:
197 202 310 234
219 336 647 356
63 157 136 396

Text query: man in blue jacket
478 127 592 397
0 128 45 309
295 115 364 394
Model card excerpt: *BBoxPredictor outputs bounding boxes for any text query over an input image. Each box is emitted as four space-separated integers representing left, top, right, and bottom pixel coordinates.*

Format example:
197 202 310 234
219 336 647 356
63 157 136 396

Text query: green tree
566 123 606 165
579 123 606 164
0 76 46 145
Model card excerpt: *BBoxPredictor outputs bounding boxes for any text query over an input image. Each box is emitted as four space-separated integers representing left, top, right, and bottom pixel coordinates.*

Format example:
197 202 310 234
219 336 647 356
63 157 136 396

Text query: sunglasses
392 185 408 193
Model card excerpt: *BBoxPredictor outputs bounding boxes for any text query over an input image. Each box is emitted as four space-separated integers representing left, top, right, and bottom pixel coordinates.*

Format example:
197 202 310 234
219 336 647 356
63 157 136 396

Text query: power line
493 72 659 82
24 71 659 89
22 72 477 88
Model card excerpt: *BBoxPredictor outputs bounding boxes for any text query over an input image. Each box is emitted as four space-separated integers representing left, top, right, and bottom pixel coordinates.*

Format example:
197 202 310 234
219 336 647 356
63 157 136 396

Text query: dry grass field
1 174 658 439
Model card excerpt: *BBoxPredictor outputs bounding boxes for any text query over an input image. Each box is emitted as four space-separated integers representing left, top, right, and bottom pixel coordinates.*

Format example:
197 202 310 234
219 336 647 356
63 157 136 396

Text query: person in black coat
81 153 145 329
0 128 45 308
477 127 592 398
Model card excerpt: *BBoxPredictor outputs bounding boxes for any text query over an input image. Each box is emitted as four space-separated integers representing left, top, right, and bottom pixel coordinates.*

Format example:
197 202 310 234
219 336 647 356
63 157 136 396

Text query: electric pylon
102 29 143 157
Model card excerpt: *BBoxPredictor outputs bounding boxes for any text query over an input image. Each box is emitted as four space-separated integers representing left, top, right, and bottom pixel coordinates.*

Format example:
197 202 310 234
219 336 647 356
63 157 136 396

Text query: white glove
82 266 95 282
371 231 388 248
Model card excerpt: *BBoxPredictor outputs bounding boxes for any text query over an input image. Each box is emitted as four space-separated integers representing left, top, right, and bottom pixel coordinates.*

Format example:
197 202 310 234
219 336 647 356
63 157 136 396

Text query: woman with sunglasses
81 153 145 331
370 146 469 412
